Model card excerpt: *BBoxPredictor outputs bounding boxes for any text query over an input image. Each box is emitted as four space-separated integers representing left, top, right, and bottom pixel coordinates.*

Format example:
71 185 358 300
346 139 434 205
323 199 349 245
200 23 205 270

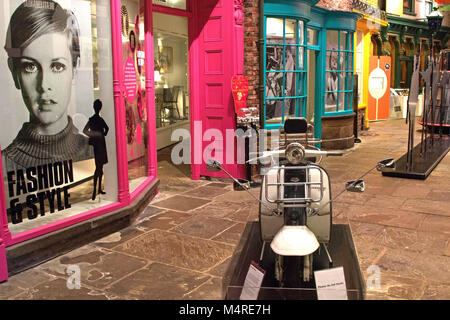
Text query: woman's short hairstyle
94 99 103 113
4 0 80 69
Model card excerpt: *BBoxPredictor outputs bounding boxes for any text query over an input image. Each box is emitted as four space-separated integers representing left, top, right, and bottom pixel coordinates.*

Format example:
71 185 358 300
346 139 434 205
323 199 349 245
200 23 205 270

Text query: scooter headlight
285 143 305 165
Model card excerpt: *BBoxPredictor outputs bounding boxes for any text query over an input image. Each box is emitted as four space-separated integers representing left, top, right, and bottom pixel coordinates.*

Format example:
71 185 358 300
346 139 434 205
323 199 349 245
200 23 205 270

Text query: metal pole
431 34 435 147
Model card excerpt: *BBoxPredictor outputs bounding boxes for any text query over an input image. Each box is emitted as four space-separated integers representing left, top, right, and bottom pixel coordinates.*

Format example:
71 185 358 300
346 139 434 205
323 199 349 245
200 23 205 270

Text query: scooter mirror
206 159 222 172
376 158 395 171
346 179 365 193
233 179 251 191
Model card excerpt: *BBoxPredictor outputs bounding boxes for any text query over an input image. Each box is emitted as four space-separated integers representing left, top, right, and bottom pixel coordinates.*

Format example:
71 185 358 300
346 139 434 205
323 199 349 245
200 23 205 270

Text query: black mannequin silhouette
84 99 109 200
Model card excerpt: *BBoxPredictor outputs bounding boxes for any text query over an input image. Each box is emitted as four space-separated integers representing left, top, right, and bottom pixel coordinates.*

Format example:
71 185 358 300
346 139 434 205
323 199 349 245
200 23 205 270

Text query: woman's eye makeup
51 62 67 73
21 62 38 74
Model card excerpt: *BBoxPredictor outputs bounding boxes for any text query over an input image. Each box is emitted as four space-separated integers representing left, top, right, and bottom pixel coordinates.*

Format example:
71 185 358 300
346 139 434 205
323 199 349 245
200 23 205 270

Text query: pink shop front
0 0 245 280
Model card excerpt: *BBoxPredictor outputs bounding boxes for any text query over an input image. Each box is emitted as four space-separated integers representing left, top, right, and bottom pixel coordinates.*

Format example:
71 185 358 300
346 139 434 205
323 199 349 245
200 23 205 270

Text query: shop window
0 0 118 235
153 13 189 131
264 17 306 128
325 30 354 114
121 0 149 192
403 0 415 14
152 0 186 11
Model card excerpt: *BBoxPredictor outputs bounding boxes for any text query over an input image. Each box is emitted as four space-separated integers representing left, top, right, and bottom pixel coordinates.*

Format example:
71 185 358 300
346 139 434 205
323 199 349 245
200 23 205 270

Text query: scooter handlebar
304 149 344 157
247 148 343 163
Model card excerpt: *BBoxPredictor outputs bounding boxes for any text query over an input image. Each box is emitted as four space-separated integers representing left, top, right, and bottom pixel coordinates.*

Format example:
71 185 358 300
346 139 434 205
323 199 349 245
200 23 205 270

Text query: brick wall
244 0 260 116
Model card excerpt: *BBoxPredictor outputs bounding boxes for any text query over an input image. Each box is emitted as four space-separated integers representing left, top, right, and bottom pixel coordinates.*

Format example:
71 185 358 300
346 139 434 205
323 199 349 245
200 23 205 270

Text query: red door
189 0 246 180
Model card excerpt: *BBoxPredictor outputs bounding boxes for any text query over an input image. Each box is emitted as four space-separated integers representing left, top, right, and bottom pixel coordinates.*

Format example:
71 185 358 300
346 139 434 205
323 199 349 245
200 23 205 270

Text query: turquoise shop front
262 0 361 149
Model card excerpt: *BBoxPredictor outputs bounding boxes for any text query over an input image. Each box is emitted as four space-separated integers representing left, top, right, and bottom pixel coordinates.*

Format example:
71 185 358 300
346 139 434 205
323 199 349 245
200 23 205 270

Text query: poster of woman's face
0 0 96 170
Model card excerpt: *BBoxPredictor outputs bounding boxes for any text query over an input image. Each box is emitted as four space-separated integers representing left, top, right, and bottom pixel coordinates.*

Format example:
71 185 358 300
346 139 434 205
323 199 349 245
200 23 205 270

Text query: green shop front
381 14 450 90
262 0 361 149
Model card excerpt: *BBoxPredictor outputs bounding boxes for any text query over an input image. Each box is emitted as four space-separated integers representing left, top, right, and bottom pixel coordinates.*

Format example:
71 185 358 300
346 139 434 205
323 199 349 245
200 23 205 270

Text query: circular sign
368 67 388 100
124 57 137 103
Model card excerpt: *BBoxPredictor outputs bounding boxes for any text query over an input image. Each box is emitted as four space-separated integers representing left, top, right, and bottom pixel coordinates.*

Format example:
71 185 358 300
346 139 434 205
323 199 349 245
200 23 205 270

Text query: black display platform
222 222 366 300
381 136 450 180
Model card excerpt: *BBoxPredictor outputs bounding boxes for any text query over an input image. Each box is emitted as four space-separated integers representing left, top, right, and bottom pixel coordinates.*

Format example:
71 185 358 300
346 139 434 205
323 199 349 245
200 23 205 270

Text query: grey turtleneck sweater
1 117 93 171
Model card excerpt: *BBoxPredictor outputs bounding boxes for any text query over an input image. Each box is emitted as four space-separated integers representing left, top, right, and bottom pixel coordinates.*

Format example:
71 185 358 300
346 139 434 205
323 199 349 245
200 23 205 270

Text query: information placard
314 267 348 300
239 261 265 300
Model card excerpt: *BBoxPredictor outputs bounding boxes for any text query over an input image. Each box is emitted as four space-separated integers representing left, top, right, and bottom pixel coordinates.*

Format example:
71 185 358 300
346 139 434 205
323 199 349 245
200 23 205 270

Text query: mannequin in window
84 99 109 201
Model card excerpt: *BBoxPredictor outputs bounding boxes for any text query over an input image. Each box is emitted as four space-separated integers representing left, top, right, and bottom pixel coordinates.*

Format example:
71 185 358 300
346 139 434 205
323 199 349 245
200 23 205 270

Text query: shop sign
232 75 249 117
124 57 137 103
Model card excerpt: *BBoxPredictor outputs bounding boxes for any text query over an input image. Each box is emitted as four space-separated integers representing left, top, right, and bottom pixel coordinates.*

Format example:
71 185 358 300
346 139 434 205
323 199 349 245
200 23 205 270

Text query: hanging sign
232 75 249 118
124 57 137 103
368 56 391 121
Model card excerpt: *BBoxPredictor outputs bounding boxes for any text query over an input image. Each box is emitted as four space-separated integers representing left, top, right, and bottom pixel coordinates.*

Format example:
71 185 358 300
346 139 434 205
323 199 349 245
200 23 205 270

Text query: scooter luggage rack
264 165 324 208
279 133 322 149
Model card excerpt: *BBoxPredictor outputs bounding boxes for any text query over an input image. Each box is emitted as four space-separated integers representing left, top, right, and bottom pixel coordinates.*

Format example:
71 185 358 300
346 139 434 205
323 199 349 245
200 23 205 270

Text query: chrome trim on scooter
264 165 324 206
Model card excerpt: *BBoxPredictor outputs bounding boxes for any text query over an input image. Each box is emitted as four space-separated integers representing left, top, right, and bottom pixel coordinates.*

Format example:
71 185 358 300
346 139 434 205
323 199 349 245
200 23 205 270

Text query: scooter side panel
260 169 284 241
307 167 331 243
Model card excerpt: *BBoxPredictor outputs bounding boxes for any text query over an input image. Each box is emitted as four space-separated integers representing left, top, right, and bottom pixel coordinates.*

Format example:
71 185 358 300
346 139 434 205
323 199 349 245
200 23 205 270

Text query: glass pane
153 12 189 151
265 72 283 98
306 50 316 122
285 45 297 71
339 72 347 92
298 72 306 96
307 28 318 46
298 20 304 45
338 92 345 111
325 95 336 113
339 53 347 71
340 31 348 50
1 0 118 234
403 0 410 10
325 72 338 110
326 51 339 71
266 46 284 70
348 53 353 71
265 100 283 124
153 0 186 10
346 93 353 111
284 99 296 118
284 72 298 98
327 30 339 50
123 0 149 192
266 17 284 40
285 19 297 42
298 47 304 70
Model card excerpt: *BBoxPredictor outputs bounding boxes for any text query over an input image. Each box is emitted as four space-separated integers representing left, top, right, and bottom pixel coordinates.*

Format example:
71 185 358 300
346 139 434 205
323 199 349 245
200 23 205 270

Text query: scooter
207 117 395 289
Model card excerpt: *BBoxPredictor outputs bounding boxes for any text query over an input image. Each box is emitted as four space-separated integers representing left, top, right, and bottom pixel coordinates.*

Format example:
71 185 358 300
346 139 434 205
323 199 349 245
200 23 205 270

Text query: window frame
263 16 308 130
403 0 416 16
323 29 355 117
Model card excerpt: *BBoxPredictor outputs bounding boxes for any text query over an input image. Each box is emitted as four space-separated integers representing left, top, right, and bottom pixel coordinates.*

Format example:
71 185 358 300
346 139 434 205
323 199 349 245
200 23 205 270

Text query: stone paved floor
0 119 448 300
